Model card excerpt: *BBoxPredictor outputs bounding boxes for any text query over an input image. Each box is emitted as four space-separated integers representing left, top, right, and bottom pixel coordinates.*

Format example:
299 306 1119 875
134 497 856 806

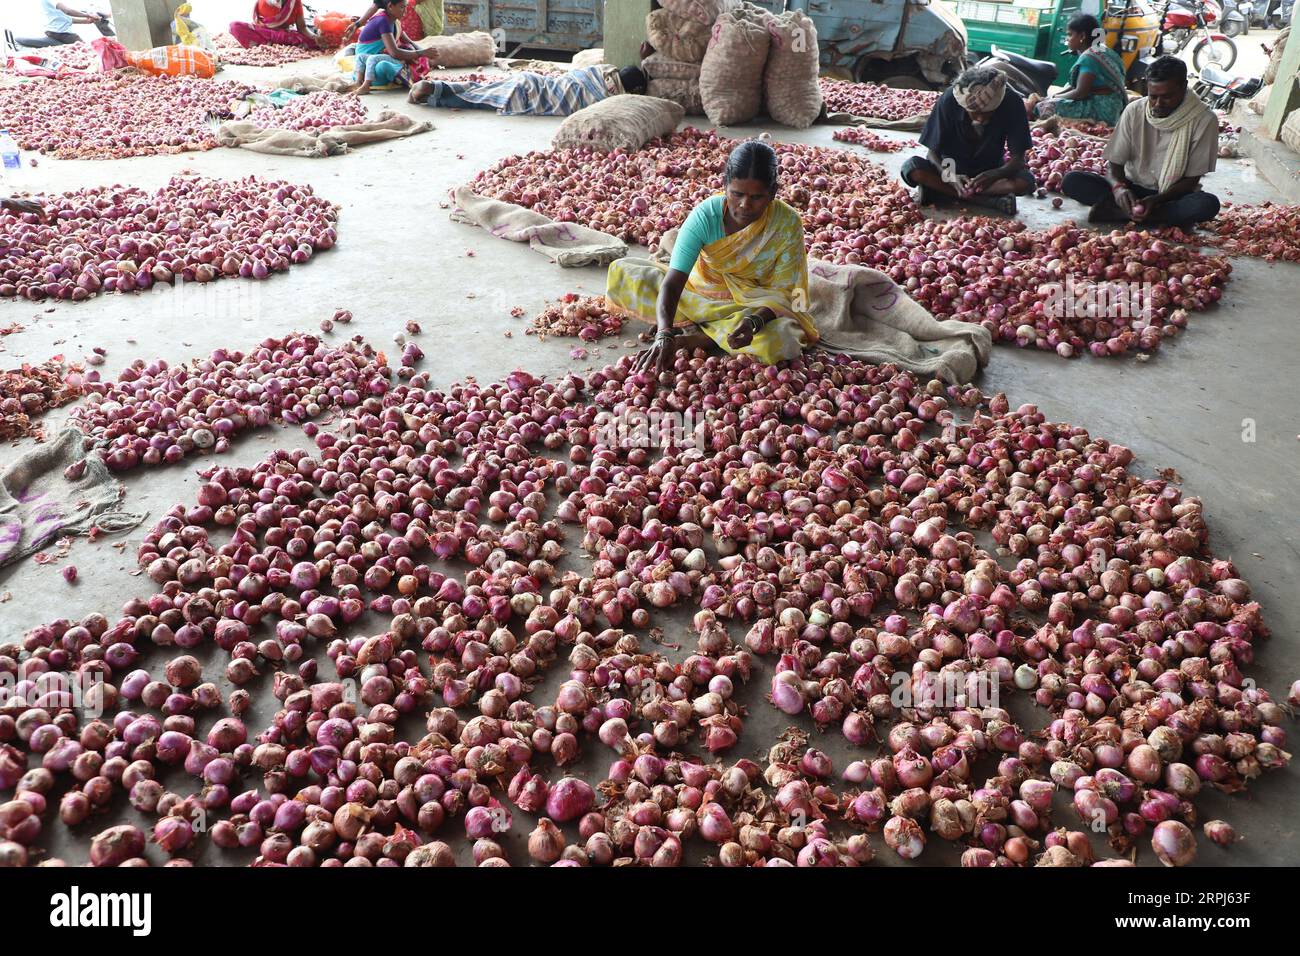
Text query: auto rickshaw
955 0 1161 88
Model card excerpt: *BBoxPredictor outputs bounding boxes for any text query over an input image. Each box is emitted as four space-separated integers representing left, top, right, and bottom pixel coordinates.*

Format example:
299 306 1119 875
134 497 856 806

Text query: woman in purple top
345 0 435 95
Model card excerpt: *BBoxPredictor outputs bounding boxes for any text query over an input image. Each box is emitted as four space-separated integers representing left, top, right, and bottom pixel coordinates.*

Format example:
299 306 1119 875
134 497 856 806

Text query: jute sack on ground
413 31 495 68
572 48 606 68
217 111 432 157
651 229 990 383
661 0 737 25
450 185 626 267
0 428 145 569
699 10 771 126
764 9 821 128
642 52 701 82
647 77 704 115
645 10 711 64
552 94 684 152
276 72 355 93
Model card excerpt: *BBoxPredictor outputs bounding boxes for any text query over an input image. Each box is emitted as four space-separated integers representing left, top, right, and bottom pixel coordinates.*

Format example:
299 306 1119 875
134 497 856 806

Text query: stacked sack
641 0 737 115
681 2 821 128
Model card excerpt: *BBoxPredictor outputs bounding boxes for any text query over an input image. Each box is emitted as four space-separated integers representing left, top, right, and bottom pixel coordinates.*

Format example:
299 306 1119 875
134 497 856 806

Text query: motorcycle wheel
1223 20 1244 36
1193 36 1238 72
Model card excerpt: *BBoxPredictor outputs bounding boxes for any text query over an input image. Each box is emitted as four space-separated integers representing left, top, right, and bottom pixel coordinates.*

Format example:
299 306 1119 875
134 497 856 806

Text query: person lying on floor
7 1 113 50
344 0 435 95
408 65 647 116
901 67 1036 216
229 0 326 48
606 139 819 375
1061 55 1220 229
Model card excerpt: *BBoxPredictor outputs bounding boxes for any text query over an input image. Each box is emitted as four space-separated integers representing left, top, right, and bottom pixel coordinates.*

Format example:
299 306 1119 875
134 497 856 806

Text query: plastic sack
171 3 215 50
572 48 607 68
642 52 701 82
647 78 704 115
552 94 685 152
763 10 821 129
660 0 737 26
646 10 710 64
414 31 496 67
124 44 217 78
92 37 130 72
315 11 353 48
698 8 771 126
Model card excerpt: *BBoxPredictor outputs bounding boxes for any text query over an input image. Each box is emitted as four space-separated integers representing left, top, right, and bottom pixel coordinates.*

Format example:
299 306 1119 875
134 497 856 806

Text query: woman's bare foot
349 80 372 97
1034 114 1060 134
408 79 433 104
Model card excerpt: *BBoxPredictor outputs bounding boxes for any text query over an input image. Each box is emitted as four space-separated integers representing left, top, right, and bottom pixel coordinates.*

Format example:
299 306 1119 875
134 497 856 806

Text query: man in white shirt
1060 55 1220 229
8 1 115 50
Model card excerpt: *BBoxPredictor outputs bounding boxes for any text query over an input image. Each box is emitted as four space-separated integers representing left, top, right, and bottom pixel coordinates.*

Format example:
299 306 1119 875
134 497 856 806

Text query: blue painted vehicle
441 0 603 55
749 0 968 86
442 0 967 86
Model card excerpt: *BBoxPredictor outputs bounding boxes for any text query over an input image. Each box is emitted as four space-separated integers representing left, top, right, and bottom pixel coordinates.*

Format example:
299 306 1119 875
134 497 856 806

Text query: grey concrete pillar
603 0 652 69
108 0 185 50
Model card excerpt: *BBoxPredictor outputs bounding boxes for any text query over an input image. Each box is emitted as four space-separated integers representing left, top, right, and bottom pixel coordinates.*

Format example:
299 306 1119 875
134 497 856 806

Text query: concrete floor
1 52 1298 866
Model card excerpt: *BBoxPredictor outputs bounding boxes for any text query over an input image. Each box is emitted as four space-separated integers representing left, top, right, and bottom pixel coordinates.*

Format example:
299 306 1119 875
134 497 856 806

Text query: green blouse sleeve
668 195 725 274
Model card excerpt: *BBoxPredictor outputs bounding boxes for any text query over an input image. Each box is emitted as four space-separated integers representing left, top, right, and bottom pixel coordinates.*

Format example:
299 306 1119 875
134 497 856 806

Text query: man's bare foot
408 79 433 104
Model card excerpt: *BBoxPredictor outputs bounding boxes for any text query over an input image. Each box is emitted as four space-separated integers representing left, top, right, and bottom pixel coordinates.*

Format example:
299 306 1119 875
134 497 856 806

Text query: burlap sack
661 0 737 26
572 48 606 68
217 111 432 157
646 10 711 64
648 77 704 115
1283 109 1300 154
699 9 771 126
642 52 701 82
1263 26 1289 86
552 94 684 152
763 10 821 128
414 31 496 68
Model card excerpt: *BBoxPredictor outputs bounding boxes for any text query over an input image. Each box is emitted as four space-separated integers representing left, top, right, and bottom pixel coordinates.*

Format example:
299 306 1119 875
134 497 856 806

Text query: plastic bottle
0 131 20 171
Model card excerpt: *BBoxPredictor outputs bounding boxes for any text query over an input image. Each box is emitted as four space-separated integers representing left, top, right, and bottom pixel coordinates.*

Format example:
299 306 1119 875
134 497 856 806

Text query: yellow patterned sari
605 197 818 364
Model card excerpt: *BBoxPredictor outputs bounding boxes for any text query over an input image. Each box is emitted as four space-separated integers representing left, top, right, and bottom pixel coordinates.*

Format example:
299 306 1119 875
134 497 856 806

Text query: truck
441 0 969 87
954 0 1160 85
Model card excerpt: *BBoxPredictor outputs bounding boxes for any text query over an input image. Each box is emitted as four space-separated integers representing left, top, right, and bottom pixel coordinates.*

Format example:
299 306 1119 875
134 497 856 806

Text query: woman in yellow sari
606 140 818 375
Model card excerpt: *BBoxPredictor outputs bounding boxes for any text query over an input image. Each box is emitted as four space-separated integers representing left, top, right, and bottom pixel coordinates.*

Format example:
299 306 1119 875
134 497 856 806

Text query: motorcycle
1192 62 1262 109
1157 0 1238 71
1219 0 1250 35
974 45 1060 100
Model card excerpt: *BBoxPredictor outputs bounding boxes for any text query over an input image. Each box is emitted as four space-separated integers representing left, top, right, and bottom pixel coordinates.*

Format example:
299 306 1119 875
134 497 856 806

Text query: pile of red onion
214 34 323 67
471 127 921 251
1025 127 1107 193
0 73 256 160
0 176 339 302
813 216 1229 357
0 357 84 441
831 127 914 153
247 91 369 131
1206 202 1300 263
468 129 1233 358
818 79 939 120
528 295 624 341
2 345 1289 868
69 334 389 472
0 40 96 73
